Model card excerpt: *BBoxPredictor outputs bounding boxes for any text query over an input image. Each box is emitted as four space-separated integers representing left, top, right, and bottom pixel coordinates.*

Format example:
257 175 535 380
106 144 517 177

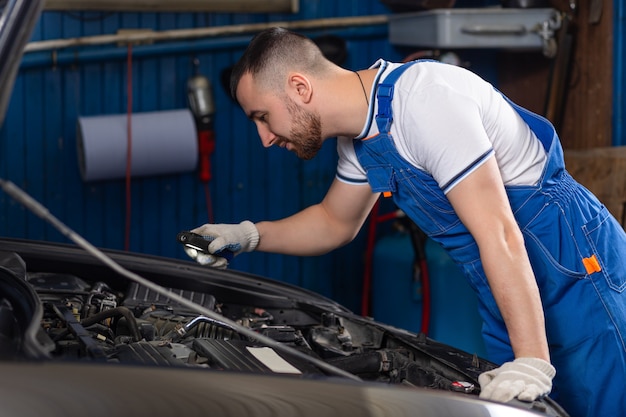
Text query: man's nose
257 124 276 148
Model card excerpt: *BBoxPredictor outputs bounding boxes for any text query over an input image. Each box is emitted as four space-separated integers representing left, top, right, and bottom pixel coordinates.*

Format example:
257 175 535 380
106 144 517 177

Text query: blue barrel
424 238 487 358
371 231 423 331
372 231 487 357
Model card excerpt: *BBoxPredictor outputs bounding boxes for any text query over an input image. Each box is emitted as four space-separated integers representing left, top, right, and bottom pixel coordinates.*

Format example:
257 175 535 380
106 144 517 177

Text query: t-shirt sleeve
335 136 369 185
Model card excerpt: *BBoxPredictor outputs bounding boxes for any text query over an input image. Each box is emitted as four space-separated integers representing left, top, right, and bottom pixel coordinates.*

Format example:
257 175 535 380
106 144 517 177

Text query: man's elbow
337 225 362 248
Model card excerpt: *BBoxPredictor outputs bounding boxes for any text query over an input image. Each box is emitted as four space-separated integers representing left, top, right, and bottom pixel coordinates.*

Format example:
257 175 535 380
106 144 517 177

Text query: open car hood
0 237 568 417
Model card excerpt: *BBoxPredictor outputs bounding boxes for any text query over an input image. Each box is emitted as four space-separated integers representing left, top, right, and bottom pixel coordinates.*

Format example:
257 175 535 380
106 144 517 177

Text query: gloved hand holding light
178 221 260 268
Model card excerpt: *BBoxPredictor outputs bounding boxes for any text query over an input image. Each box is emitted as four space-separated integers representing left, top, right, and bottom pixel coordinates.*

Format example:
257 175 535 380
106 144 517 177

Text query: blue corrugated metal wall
3 0 620 313
0 1 403 312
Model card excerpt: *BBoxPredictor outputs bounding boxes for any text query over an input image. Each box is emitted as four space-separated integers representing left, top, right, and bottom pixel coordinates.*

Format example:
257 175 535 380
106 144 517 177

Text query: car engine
0 247 569 417
27 270 472 389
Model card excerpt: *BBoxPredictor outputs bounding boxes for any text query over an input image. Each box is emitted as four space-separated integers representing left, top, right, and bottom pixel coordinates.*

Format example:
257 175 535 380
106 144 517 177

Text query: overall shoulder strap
375 60 420 133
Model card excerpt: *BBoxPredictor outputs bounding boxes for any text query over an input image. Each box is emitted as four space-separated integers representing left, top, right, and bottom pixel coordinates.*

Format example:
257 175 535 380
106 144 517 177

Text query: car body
0 1 569 416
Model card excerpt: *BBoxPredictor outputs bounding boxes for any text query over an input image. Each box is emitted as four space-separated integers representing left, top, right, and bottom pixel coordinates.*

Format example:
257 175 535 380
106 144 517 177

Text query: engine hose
81 306 142 342
326 350 393 374
326 350 449 389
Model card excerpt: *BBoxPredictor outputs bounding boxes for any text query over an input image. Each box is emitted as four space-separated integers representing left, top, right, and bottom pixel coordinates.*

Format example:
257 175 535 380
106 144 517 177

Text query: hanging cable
360 199 380 317
204 182 214 223
124 43 133 251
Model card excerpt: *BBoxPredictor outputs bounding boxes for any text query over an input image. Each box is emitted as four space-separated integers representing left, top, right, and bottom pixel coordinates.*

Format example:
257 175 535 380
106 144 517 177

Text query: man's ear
287 73 313 104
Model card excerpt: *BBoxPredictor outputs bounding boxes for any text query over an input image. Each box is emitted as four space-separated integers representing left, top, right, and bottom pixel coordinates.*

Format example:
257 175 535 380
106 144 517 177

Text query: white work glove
478 358 556 403
184 221 260 269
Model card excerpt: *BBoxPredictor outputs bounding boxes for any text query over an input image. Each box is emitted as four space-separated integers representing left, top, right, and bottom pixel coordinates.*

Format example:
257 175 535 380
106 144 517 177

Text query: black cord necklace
355 71 369 106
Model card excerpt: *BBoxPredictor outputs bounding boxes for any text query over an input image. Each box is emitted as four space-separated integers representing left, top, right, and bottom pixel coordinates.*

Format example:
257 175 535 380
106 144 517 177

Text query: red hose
361 203 431 335
361 200 380 316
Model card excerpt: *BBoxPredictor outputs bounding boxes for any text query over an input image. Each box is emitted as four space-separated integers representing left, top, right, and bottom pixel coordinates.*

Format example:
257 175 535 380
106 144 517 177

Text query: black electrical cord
80 306 142 342
50 306 142 344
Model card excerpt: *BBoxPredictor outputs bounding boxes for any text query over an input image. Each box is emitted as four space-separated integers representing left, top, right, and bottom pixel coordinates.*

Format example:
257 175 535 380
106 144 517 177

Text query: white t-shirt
336 60 547 194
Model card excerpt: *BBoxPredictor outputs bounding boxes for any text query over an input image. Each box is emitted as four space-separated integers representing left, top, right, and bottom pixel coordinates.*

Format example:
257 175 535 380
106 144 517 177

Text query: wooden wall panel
497 0 614 150
564 146 626 228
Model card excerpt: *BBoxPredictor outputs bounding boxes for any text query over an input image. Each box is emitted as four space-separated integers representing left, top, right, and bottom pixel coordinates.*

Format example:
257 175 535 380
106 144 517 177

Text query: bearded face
279 97 323 160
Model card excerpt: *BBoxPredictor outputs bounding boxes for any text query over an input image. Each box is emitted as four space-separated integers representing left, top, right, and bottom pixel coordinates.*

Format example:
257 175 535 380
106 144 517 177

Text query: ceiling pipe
19 25 388 69
24 14 389 53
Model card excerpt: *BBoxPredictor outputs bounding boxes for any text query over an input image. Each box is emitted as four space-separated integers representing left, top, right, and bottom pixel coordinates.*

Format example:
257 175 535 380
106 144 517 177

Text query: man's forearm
255 205 357 256
480 237 550 361
255 180 379 256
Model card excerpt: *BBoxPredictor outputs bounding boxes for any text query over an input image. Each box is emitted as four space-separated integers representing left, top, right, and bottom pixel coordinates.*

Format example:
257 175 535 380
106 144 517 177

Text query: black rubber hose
81 306 142 342
327 350 398 374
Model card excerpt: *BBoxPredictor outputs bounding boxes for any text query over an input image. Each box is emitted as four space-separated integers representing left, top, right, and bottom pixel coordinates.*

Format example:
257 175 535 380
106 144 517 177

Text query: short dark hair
229 27 327 102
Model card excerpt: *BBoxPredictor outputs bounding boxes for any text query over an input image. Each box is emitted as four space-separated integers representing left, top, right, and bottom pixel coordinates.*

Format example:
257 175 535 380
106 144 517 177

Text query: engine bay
25 269 481 390
0 246 485 389
0 245 569 416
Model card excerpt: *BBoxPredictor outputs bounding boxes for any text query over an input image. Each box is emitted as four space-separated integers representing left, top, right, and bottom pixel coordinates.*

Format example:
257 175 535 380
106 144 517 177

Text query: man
186 27 626 417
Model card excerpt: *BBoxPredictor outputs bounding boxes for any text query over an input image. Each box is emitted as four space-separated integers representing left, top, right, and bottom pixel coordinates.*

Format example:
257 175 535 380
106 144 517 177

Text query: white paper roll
77 109 198 182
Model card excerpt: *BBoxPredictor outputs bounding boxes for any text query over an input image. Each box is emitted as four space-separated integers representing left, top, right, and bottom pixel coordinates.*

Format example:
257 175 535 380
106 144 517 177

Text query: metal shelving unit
388 7 561 57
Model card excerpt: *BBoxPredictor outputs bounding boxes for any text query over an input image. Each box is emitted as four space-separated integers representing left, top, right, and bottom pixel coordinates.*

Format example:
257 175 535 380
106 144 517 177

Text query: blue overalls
353 61 626 417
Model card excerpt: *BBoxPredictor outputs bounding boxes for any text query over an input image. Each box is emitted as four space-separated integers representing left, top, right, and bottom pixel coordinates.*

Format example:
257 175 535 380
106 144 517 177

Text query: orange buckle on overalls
582 254 602 274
